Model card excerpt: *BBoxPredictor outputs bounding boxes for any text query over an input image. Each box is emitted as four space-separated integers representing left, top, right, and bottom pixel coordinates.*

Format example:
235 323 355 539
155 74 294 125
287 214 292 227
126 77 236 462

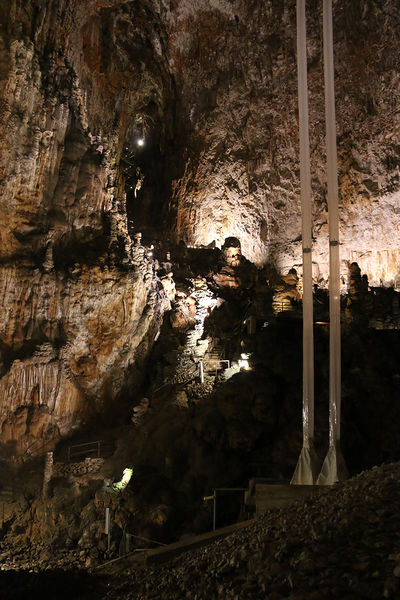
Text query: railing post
199 361 204 383
105 507 111 552
97 440 101 458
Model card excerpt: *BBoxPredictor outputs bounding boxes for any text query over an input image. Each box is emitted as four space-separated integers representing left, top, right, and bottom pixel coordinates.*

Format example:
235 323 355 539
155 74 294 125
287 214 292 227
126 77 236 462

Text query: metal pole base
291 445 320 485
316 443 348 485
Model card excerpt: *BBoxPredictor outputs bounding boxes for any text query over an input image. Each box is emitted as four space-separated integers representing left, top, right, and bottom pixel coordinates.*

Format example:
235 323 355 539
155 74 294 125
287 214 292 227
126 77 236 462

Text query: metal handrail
17 437 54 464
127 533 167 547
67 440 102 462
203 487 248 531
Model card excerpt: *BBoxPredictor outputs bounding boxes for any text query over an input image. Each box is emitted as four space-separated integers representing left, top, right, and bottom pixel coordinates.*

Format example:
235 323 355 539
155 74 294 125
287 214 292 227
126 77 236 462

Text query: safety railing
67 440 102 462
199 359 230 382
203 487 248 531
15 437 55 464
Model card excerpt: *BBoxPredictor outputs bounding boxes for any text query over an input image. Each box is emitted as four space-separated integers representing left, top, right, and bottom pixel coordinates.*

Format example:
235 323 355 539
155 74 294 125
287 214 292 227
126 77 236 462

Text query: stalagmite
317 0 348 485
291 0 319 485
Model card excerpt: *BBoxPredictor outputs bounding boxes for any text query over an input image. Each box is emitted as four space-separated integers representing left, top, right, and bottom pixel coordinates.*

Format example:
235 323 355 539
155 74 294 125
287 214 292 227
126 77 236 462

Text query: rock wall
0 260 164 454
0 0 172 454
165 0 400 284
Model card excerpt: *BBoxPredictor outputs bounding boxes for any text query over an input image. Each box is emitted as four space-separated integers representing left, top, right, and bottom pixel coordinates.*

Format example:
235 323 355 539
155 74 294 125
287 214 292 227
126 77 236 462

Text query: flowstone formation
0 0 173 453
110 463 400 600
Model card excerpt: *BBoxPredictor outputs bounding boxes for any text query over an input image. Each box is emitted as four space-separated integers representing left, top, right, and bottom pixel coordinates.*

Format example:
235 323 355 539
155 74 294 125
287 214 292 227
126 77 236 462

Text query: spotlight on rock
137 138 144 147
112 467 133 491
238 353 251 370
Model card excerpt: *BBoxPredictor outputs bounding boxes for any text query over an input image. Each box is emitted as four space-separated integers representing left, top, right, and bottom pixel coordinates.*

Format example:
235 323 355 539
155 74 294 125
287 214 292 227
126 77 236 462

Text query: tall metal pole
291 0 319 485
317 0 348 485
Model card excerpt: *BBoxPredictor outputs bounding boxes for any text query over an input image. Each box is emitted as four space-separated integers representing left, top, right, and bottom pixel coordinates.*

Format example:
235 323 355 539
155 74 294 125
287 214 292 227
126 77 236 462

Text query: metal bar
128 534 167 547
291 0 319 486
210 488 248 532
297 0 314 451
67 440 103 461
323 0 341 448
214 488 247 492
105 508 110 534
69 440 102 449
317 0 348 485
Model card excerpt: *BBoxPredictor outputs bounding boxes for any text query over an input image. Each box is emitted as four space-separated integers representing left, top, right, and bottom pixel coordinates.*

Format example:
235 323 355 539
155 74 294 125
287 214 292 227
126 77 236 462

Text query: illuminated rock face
167 1 400 285
0 263 162 453
0 0 170 452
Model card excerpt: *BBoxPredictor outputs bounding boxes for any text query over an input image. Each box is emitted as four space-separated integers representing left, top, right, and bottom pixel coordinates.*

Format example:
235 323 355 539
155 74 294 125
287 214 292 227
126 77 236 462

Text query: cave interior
1 0 400 594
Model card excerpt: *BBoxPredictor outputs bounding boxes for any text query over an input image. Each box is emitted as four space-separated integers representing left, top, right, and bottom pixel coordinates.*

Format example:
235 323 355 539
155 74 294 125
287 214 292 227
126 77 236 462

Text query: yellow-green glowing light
112 467 133 491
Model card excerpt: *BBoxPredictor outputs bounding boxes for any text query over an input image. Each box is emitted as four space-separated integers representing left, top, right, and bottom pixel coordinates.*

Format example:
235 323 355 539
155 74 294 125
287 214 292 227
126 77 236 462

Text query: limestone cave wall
166 0 400 283
0 0 173 453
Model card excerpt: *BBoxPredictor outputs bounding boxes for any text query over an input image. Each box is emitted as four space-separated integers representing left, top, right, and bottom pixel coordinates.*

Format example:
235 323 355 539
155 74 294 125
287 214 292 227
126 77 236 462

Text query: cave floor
1 461 400 600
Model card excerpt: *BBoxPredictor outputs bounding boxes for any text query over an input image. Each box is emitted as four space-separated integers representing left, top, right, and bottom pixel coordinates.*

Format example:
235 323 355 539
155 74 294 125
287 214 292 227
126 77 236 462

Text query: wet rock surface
0 0 173 451
1 253 400 582
0 259 166 453
168 0 400 280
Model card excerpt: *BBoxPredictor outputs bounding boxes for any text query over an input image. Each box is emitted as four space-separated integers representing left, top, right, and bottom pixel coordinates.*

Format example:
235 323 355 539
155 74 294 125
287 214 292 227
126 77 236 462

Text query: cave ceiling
1 0 399 276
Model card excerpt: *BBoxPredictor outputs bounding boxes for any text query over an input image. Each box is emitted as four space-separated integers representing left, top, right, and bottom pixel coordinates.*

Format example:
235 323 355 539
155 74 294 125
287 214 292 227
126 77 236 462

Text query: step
254 483 326 516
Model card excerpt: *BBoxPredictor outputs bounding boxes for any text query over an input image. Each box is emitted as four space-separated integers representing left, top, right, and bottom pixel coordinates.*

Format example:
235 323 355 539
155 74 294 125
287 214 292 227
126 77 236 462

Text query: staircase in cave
202 339 226 374
95 481 327 574
169 279 218 385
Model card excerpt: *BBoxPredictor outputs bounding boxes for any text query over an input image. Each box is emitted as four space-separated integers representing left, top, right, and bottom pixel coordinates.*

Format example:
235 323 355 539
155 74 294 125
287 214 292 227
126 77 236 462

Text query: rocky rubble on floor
108 462 400 599
1 463 400 600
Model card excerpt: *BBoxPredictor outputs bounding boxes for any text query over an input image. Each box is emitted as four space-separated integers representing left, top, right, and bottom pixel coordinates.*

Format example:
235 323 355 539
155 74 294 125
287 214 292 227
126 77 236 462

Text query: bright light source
112 467 133 491
137 138 144 147
239 353 251 370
